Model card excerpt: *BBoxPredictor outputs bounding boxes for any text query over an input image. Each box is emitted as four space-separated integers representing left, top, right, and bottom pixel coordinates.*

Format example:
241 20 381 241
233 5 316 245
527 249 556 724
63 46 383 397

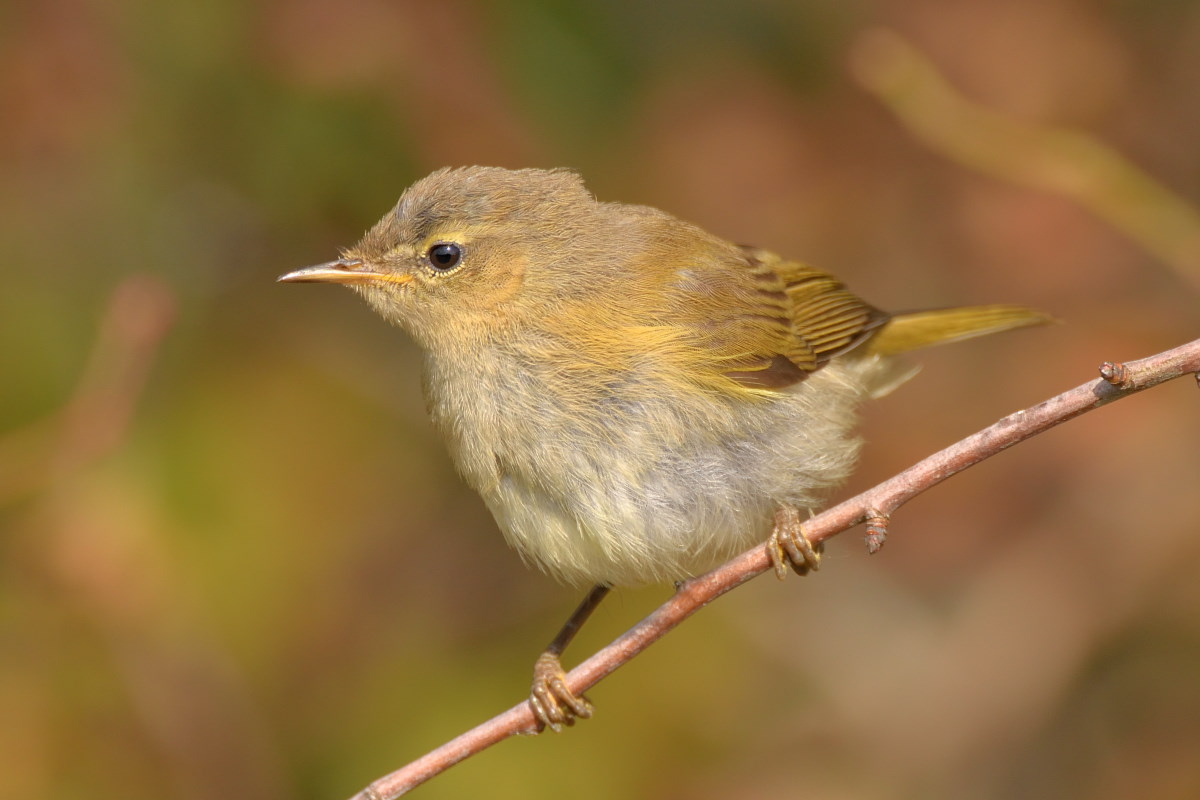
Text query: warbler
280 166 1049 730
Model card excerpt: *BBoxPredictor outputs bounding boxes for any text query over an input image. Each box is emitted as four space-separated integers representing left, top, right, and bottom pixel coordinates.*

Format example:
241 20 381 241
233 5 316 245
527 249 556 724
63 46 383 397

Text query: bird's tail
866 305 1054 357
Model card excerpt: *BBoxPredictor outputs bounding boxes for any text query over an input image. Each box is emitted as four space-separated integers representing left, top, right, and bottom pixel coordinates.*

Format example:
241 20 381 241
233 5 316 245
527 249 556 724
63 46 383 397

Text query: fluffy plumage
286 166 1048 586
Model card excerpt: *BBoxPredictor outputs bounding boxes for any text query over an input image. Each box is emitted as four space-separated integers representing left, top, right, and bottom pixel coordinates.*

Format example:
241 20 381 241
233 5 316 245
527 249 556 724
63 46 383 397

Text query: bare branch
350 337 1200 800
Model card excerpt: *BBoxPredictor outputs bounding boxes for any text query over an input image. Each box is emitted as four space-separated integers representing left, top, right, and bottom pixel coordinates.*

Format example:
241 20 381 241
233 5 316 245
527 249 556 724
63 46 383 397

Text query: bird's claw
767 504 822 579
529 651 592 732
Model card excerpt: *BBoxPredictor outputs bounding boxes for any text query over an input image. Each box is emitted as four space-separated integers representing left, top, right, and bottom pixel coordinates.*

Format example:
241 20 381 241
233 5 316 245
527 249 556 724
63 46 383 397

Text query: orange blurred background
2 2 1198 799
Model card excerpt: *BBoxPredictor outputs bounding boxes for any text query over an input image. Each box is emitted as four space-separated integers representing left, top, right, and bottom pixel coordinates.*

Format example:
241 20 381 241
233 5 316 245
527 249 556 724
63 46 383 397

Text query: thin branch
351 337 1200 800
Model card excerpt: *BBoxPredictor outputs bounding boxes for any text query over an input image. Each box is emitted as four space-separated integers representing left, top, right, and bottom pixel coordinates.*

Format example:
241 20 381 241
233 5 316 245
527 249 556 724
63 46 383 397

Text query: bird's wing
670 245 889 391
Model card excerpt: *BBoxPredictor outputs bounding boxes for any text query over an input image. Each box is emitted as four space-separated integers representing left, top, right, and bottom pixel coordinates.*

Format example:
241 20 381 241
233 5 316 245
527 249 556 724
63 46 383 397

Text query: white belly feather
426 346 884 586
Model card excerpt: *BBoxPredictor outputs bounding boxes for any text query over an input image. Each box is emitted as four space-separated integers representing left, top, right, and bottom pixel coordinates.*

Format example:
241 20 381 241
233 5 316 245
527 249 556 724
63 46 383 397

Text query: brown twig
350 337 1200 800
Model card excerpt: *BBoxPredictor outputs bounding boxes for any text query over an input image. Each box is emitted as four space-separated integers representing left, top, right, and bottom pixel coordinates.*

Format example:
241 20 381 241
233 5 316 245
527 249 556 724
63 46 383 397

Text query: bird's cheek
473 252 529 310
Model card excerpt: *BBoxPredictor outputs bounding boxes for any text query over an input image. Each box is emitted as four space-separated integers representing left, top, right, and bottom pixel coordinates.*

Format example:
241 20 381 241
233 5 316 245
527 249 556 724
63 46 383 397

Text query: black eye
427 242 462 271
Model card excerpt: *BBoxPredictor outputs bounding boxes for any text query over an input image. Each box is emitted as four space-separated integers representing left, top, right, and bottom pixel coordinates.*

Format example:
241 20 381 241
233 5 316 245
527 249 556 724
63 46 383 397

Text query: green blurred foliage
2 1 1199 799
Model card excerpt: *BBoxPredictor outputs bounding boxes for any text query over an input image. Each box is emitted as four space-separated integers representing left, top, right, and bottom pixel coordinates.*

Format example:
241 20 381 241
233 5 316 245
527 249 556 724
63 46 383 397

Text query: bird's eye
427 243 463 271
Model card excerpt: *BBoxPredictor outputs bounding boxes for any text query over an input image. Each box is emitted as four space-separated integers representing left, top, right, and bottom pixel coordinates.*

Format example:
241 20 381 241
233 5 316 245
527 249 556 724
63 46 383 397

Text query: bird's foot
767 504 823 579
529 651 592 732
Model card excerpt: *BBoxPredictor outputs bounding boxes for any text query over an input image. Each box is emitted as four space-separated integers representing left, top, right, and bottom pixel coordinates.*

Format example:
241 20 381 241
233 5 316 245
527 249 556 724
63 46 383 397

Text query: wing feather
686 246 887 391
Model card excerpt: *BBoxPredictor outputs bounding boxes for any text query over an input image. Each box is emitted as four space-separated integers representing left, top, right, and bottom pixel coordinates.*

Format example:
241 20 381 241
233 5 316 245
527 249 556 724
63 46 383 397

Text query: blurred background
2 1 1199 798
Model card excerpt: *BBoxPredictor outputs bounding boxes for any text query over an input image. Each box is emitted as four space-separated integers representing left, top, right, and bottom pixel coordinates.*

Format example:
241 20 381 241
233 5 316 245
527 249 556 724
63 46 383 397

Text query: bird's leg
767 504 823 579
529 583 610 732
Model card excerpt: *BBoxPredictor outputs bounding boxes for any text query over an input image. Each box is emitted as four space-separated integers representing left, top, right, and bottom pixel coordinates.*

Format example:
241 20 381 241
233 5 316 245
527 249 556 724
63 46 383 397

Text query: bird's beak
277 259 412 286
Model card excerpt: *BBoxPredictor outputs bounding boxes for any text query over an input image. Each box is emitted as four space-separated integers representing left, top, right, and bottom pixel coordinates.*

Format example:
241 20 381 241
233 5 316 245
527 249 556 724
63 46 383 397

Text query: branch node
1099 361 1133 389
864 513 890 554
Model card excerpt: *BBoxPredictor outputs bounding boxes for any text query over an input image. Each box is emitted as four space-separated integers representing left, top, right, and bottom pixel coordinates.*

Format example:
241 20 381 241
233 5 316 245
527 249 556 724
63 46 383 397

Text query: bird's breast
419 341 874 586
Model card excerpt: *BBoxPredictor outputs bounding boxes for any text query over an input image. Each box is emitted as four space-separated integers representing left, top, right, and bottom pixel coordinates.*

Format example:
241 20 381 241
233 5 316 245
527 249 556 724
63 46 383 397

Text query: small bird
280 166 1049 731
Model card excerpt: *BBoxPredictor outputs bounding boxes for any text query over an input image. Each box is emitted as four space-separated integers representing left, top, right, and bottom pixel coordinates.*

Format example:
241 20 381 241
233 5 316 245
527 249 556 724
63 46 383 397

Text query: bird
279 166 1050 730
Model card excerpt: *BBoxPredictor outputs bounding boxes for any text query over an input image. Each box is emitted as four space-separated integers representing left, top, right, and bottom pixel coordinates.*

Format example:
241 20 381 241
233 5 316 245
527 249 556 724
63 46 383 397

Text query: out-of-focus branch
0 275 175 504
349 337 1200 799
849 29 1200 289
8 278 293 797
